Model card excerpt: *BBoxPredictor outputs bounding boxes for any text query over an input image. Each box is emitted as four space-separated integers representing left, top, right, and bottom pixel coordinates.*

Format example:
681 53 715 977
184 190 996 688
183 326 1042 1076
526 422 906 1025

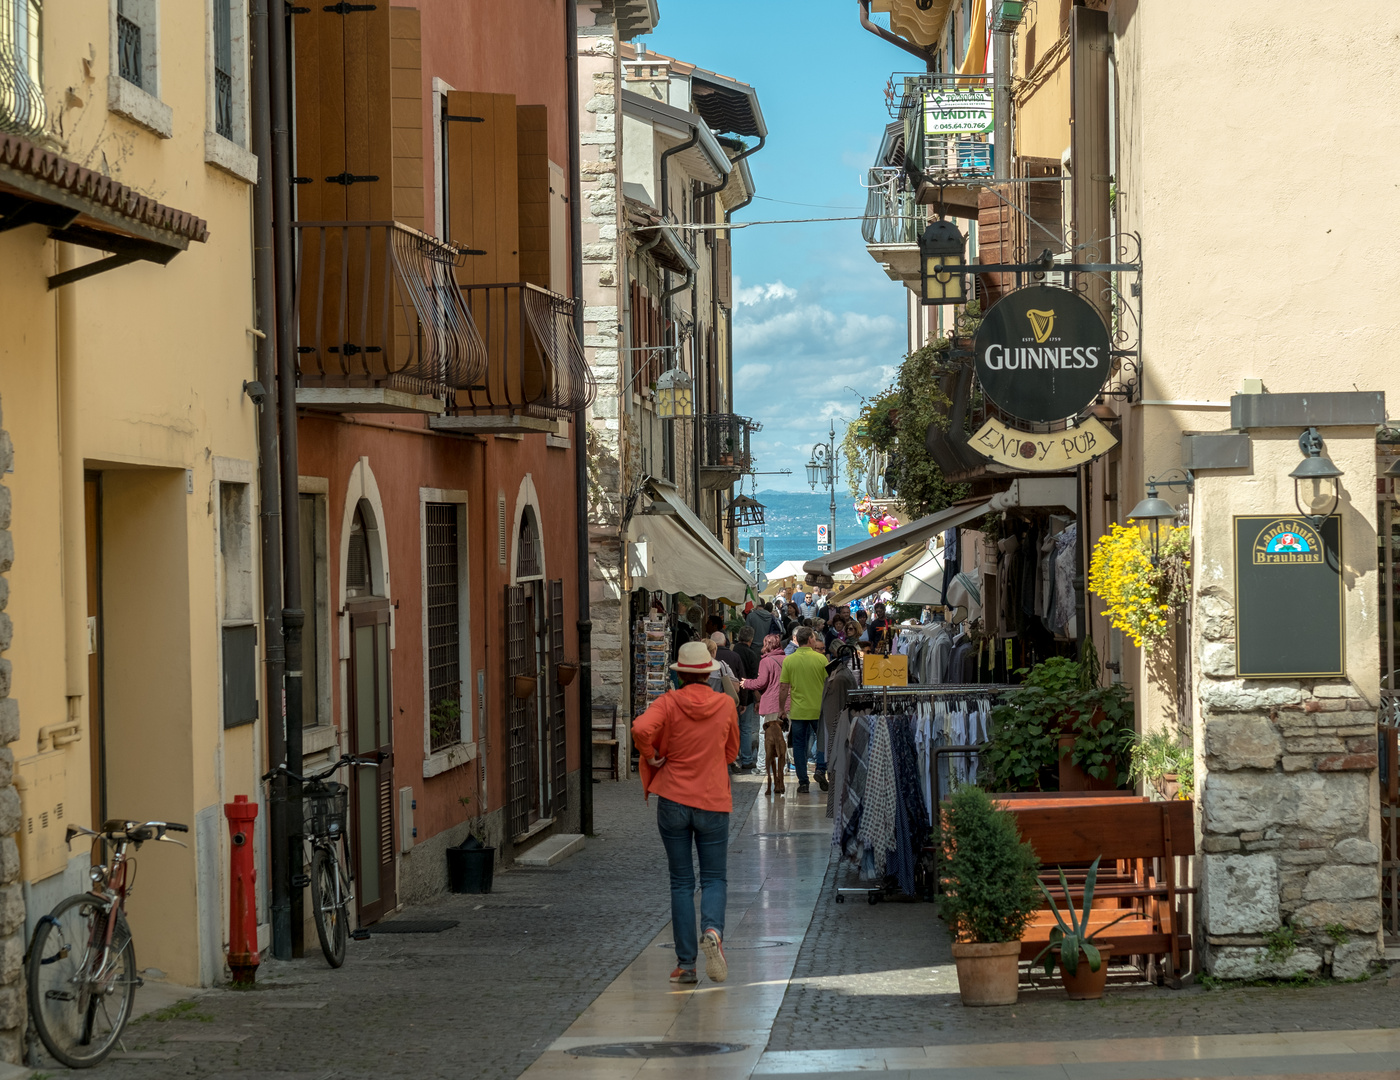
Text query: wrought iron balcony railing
293 221 487 401
861 166 927 246
455 282 596 419
117 10 142 87
899 73 994 185
0 1 46 140
701 413 760 474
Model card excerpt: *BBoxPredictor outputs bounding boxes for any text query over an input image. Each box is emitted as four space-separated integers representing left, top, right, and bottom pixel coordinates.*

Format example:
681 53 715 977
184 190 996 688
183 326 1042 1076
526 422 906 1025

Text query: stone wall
1196 582 1381 980
0 402 24 1060
578 6 630 743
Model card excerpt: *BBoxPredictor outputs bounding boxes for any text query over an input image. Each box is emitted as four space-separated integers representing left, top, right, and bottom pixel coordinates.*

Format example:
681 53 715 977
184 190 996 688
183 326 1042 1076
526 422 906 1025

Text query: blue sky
640 0 911 493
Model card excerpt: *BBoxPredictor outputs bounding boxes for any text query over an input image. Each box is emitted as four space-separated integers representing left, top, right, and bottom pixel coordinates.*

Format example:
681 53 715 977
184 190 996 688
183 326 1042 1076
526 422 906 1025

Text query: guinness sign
973 285 1112 423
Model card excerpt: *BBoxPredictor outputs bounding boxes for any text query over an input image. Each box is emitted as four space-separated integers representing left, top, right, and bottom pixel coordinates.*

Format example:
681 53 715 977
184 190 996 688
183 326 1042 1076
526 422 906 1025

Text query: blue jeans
789 719 825 785
738 704 759 768
657 797 729 969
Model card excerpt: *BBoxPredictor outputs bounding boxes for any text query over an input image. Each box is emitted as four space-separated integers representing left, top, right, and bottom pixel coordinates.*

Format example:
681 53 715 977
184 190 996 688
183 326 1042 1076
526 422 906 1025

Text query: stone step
515 833 585 868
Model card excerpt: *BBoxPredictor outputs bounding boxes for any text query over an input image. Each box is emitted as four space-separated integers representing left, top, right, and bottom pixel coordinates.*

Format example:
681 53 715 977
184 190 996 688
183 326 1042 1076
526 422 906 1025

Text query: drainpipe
248 0 289 962
858 0 935 70
722 193 751 559
694 134 765 204
268 0 304 957
566 0 593 836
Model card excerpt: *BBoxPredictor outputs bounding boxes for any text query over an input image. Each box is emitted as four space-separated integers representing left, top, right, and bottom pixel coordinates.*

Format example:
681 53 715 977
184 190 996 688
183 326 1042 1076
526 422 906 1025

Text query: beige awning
896 546 947 605
804 498 994 585
626 480 756 605
825 544 929 608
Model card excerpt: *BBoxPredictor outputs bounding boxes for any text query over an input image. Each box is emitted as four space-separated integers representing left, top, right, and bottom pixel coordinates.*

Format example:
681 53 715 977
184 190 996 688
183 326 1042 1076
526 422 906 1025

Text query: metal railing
899 73 995 184
862 166 927 246
0 0 45 139
293 221 487 395
213 0 233 139
700 414 760 473
117 9 142 88
1383 691 1400 940
458 282 596 418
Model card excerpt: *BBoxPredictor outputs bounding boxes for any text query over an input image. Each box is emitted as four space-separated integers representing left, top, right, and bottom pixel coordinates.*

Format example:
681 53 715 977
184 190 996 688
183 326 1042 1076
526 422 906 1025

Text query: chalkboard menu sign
1233 515 1343 678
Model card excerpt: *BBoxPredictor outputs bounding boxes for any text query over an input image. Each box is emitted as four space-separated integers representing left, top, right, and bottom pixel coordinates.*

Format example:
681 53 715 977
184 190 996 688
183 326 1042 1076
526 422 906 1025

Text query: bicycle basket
304 782 348 839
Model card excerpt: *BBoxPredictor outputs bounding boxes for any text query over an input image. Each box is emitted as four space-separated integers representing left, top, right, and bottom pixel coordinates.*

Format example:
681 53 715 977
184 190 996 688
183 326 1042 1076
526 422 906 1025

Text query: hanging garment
1051 523 1078 638
856 717 898 879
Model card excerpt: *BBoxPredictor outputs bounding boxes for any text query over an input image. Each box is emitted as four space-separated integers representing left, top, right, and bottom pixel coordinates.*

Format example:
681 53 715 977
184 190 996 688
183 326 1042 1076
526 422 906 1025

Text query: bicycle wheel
311 845 348 967
27 893 137 1069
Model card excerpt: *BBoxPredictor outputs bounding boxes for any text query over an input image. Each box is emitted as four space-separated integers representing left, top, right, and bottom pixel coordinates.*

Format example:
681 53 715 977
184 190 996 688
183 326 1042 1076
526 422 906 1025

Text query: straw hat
670 640 720 674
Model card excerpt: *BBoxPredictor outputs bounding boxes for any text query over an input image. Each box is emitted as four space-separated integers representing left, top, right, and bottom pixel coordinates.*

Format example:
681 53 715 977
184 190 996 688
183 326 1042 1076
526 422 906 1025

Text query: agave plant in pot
938 785 1042 1006
1034 856 1131 999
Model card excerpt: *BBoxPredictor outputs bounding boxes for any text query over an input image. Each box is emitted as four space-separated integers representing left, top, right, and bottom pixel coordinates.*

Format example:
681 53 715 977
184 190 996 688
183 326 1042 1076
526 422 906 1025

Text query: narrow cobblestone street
48 773 1400 1079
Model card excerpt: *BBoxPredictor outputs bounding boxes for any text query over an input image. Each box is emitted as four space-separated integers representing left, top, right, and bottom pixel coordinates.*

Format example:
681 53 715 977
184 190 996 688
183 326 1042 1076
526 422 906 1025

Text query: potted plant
1034 856 1130 999
512 673 537 700
446 796 495 894
1128 728 1195 801
938 785 1042 1006
983 648 1135 793
720 436 735 467
555 660 579 687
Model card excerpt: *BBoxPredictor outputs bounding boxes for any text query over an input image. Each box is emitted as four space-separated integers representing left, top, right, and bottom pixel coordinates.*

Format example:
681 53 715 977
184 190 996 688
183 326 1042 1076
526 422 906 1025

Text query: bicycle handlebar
65 820 190 849
261 752 383 785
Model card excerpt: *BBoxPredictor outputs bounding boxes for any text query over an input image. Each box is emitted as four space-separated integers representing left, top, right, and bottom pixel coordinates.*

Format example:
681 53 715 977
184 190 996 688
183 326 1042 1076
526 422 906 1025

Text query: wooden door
348 604 395 923
84 473 105 828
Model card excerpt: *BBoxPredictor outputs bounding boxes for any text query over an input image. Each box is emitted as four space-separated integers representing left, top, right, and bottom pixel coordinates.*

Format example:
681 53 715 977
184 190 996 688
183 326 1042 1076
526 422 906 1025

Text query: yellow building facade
1 0 265 988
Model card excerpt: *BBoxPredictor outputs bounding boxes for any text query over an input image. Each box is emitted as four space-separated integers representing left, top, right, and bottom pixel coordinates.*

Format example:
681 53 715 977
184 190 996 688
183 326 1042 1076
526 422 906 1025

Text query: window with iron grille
117 0 142 88
517 511 542 580
425 503 462 752
212 0 233 138
0 0 46 139
346 508 372 598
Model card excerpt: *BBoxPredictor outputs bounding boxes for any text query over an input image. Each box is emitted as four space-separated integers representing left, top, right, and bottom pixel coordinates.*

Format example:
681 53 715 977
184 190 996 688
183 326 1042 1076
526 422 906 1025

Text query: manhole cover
656 939 790 950
367 919 459 934
571 1042 747 1058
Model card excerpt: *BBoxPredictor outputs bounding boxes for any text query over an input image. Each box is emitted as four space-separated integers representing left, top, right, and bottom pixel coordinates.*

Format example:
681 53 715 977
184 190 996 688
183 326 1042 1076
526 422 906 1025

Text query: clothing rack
845 683 1006 714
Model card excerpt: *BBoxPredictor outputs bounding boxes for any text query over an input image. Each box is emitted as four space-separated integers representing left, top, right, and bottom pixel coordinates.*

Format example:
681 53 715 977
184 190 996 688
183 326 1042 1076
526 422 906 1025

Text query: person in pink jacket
742 633 786 726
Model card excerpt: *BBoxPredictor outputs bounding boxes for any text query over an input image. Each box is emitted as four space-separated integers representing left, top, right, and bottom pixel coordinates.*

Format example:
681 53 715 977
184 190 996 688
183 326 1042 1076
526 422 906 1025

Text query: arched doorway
343 499 396 923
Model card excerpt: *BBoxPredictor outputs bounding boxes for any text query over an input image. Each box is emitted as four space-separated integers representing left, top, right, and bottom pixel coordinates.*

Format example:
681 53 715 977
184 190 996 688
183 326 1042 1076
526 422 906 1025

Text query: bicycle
264 753 380 968
25 818 188 1069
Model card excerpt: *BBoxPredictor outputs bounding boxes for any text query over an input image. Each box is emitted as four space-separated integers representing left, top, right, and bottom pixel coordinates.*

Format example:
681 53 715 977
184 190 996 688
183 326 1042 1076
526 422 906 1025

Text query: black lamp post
1127 470 1192 563
919 218 966 306
1289 427 1343 525
806 420 838 555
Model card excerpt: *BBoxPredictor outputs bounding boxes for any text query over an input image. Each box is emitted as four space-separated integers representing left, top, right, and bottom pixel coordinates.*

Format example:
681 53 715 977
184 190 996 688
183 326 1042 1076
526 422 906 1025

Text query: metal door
349 604 395 923
505 585 530 837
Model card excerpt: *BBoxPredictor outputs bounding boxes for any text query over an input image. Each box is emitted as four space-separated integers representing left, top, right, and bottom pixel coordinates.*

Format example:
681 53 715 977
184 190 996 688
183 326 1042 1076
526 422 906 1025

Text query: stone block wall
1196 582 1381 980
0 402 23 1060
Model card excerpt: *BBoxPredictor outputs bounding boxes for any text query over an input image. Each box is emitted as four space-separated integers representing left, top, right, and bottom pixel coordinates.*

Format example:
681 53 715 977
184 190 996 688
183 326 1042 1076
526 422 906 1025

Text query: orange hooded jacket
632 684 740 813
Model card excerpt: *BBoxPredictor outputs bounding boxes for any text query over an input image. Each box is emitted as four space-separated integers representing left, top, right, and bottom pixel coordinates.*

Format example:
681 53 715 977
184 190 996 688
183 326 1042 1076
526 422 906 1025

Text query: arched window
346 507 373 598
516 510 542 580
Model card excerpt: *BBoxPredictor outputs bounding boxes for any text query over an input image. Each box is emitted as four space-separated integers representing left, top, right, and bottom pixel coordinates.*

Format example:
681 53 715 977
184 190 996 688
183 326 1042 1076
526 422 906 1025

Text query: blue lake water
737 490 875 577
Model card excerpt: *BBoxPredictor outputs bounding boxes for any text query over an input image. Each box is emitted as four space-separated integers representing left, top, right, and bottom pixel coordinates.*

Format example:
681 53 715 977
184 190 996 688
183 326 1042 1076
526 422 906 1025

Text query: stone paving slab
766 856 1400 1052
61 778 760 1080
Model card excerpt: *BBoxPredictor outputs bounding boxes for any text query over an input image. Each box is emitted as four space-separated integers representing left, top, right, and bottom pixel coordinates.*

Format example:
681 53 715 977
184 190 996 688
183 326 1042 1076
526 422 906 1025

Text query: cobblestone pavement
768 855 1400 1052
65 776 760 1080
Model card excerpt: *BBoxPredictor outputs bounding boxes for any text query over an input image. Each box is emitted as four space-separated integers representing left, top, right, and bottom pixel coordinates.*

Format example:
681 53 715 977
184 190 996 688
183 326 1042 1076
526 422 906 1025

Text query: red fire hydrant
224 795 260 984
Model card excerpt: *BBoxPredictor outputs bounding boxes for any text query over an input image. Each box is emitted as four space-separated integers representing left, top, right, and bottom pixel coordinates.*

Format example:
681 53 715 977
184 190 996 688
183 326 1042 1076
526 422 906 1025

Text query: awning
825 543 929 608
627 480 756 605
804 498 994 585
896 546 947 605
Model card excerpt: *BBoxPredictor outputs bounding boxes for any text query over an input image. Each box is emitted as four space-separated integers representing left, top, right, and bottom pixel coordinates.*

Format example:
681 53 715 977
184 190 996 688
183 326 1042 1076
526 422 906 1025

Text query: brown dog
764 719 787 796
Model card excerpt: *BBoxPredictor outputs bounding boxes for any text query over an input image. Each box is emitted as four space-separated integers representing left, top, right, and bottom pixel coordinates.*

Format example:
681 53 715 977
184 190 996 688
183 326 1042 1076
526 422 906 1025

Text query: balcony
431 283 596 435
1 1 47 140
700 414 759 490
294 222 486 414
862 166 927 285
894 73 992 218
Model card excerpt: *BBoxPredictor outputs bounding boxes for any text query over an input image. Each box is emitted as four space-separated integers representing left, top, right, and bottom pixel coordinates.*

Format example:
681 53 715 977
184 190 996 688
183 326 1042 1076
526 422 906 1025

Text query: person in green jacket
778 627 829 794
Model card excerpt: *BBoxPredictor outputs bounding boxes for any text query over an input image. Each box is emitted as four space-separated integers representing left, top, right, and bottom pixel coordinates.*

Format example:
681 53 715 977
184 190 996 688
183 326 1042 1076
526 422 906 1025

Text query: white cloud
734 279 798 306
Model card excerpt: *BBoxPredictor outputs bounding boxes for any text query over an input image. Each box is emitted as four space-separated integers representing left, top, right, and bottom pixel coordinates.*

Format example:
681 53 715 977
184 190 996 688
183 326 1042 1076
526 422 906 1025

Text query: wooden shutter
715 236 732 309
290 3 392 222
389 8 424 230
1070 5 1111 324
505 585 529 838
517 105 550 288
548 579 567 817
445 91 520 286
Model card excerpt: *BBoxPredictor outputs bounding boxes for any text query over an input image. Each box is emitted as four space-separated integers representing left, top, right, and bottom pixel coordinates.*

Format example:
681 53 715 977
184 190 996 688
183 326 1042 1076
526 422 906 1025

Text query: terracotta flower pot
1058 947 1112 1000
950 941 1021 1006
1153 773 1181 801
512 674 537 700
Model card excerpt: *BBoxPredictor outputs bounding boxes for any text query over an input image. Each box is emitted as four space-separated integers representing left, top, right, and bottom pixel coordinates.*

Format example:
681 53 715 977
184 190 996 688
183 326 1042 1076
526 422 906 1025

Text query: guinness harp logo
1026 309 1056 343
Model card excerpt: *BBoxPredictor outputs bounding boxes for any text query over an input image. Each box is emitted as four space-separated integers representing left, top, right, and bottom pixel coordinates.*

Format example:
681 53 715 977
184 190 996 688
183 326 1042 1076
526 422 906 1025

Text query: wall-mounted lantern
1289 427 1343 524
919 219 966 306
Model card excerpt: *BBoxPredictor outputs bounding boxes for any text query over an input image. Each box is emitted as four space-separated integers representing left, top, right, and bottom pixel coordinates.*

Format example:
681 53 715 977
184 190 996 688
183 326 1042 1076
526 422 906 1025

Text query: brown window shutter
340 3 393 221
389 7 424 231
549 579 567 816
516 105 550 289
716 236 732 309
291 6 348 222
445 91 520 287
505 584 529 837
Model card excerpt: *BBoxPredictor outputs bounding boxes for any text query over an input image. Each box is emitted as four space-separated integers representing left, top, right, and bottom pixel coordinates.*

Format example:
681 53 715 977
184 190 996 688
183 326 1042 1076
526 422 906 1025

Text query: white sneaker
701 928 727 983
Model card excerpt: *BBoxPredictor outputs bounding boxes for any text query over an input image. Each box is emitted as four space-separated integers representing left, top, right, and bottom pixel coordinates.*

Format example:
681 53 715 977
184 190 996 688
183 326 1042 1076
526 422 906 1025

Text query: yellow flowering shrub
1087 524 1190 652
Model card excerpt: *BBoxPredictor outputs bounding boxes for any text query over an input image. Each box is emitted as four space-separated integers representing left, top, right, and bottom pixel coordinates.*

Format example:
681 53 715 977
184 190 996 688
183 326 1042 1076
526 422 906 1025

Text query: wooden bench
998 798 1196 981
591 704 620 781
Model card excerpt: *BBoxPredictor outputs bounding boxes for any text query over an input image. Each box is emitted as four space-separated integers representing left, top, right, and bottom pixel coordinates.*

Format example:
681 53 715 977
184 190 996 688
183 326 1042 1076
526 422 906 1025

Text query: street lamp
1127 470 1192 563
806 421 839 556
1289 427 1343 524
654 367 694 420
919 218 966 306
